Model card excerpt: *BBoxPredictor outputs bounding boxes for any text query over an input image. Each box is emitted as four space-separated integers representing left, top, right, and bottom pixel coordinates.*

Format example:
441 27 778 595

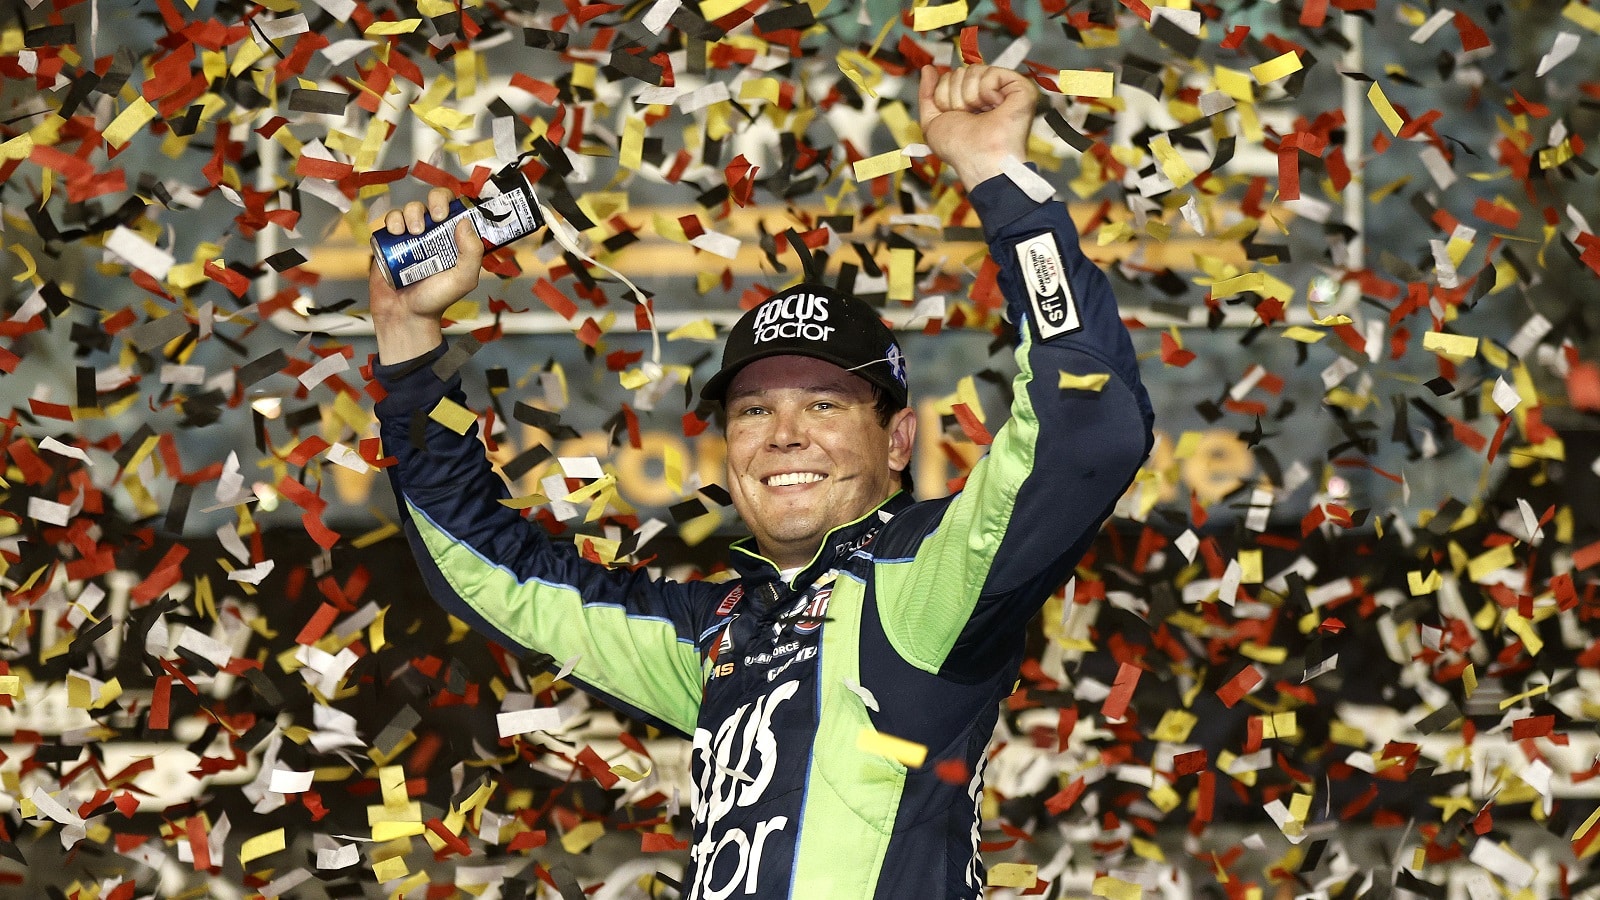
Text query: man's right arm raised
369 192 709 738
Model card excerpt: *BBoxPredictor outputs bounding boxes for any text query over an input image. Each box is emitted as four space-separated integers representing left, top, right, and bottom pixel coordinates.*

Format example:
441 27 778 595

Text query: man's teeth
766 472 825 487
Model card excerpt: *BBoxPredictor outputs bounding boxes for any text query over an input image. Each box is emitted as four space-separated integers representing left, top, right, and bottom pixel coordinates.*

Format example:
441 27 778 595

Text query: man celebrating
369 64 1152 899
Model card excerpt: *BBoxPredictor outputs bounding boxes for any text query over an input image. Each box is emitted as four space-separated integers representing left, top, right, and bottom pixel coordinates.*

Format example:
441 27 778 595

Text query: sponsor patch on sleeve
1015 232 1080 341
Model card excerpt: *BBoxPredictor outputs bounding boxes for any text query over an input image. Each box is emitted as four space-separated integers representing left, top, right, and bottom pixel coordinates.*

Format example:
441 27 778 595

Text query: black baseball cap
700 282 909 408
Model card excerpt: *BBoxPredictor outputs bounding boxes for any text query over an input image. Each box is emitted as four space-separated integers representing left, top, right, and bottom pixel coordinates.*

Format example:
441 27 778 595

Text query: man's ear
886 406 917 476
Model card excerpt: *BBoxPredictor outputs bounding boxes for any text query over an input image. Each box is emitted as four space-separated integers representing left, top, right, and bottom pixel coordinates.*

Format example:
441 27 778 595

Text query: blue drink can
371 168 545 288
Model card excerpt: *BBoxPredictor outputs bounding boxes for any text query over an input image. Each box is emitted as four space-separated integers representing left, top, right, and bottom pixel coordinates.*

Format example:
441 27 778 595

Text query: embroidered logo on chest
791 586 832 635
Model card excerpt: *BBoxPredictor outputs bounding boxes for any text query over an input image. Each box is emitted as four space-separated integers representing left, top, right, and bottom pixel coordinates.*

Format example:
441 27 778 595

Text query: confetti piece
1059 371 1111 391
1001 156 1057 202
104 99 158 149
988 863 1038 887
856 729 928 768
913 0 969 31
1565 1 1600 32
852 148 913 182
1058 70 1115 97
1367 82 1406 135
1421 331 1480 359
1250 51 1302 85
1148 134 1196 190
363 19 421 36
428 398 477 435
560 821 606 855
239 829 286 864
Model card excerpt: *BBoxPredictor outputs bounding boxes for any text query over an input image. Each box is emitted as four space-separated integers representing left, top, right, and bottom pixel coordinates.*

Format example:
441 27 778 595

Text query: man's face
724 356 915 571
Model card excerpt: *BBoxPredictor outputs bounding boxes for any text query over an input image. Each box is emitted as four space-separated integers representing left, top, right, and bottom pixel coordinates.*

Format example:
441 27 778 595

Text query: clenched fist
917 64 1039 191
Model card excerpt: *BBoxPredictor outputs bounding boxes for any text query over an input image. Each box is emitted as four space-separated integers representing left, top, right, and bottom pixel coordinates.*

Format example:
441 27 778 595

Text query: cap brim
700 346 904 407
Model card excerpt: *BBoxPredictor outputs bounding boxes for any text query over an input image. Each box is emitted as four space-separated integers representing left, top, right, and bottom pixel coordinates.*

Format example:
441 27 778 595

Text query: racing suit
373 170 1154 898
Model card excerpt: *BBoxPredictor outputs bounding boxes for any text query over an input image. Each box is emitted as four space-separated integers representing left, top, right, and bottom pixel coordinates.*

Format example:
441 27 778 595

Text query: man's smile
763 471 828 487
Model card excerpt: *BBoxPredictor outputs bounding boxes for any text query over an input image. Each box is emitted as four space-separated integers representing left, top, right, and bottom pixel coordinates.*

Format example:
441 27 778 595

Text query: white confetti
228 560 276 585
105 226 175 280
1408 8 1454 44
39 436 91 465
843 678 880 712
268 769 316 794
27 497 71 526
1000 155 1055 203
689 230 742 259
641 0 681 34
1536 31 1580 77
298 352 350 390
496 706 569 737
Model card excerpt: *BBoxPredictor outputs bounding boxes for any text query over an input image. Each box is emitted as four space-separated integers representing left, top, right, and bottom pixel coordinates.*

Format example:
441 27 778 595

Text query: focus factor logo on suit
1017 232 1080 340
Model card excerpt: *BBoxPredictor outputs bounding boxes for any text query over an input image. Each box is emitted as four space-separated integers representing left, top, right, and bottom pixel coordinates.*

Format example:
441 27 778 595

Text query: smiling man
369 64 1152 899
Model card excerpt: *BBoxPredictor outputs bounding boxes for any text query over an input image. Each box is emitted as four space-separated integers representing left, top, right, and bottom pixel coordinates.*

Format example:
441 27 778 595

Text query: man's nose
768 409 807 448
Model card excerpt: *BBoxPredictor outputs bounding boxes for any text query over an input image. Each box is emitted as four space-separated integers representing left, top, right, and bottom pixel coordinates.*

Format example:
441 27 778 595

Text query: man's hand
370 187 484 364
917 64 1039 191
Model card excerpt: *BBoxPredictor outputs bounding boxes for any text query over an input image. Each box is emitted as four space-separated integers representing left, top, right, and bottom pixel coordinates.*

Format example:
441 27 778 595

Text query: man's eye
813 401 835 411
739 406 767 416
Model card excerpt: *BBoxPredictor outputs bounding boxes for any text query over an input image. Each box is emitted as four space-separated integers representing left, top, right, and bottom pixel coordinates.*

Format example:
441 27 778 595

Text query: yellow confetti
0 676 22 699
10 245 38 284
739 78 782 104
364 19 422 36
1152 708 1197 742
1148 779 1181 813
1238 549 1262 584
561 820 606 854
620 115 646 171
1149 134 1196 189
1422 331 1480 359
889 246 916 301
0 133 33 161
912 0 969 31
1093 875 1144 900
371 855 409 882
1280 326 1326 343
1574 806 1600 844
699 0 748 18
1058 70 1114 97
1260 710 1297 739
1466 542 1514 582
429 398 477 435
855 728 927 767
1059 371 1111 391
1211 272 1265 299
1368 82 1405 135
239 829 286 864
679 510 723 546
667 318 719 341
1503 609 1544 656
1214 66 1254 102
1463 663 1478 698
852 148 911 181
1240 643 1287 664
105 98 158 149
1498 682 1548 711
1250 51 1302 85
1563 1 1600 33
1408 570 1443 595
987 863 1037 887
